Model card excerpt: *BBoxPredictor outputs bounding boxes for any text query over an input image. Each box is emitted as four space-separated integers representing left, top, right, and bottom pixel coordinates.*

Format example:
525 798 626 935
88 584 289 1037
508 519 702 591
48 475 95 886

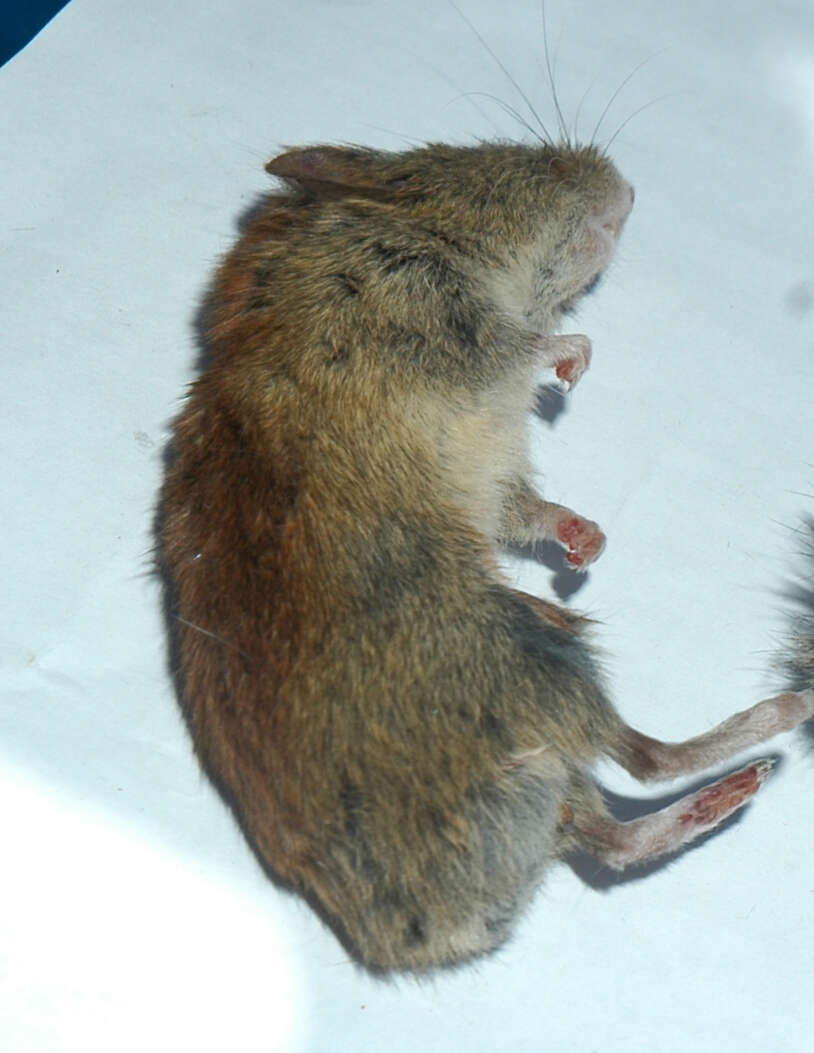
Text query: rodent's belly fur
424 361 538 540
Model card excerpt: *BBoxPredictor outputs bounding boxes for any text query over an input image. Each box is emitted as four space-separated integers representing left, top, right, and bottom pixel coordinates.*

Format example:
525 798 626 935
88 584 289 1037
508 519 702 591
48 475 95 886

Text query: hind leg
564 760 774 871
608 691 814 781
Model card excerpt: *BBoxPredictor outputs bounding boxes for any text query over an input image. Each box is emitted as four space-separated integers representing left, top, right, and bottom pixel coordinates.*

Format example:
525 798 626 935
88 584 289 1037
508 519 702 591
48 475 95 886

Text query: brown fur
158 141 813 973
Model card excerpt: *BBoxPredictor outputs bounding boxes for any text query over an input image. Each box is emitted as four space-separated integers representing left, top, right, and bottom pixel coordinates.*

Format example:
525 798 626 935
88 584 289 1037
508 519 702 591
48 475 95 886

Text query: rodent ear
265 147 395 201
265 147 359 183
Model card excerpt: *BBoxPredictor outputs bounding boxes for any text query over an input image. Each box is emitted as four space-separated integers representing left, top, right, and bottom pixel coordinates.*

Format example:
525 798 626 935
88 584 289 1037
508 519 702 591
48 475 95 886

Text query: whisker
449 0 554 143
591 49 669 145
602 91 686 152
360 124 427 147
456 91 549 145
442 89 510 139
572 73 602 145
415 52 506 138
540 0 569 145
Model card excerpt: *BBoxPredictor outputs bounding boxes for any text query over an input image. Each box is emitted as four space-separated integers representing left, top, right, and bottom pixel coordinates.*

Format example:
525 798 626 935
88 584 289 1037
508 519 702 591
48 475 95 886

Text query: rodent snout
602 182 635 237
621 181 635 216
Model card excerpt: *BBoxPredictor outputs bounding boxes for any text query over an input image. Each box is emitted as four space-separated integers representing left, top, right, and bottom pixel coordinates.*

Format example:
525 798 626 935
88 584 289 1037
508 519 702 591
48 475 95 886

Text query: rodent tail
785 517 814 691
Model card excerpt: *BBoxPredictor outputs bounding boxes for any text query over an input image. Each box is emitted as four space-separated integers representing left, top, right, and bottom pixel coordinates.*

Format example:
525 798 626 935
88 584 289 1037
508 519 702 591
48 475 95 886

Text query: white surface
2 1 813 1050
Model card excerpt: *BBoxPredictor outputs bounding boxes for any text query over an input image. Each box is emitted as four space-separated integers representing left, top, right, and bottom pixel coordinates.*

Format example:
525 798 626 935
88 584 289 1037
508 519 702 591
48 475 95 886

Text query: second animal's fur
160 141 813 973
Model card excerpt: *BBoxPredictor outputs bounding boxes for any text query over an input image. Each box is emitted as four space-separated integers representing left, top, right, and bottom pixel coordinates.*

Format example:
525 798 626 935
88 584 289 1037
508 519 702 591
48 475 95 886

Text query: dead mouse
158 140 814 973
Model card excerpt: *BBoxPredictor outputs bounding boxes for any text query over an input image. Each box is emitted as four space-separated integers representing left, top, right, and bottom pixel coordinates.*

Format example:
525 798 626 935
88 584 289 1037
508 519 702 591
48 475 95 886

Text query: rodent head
266 141 633 332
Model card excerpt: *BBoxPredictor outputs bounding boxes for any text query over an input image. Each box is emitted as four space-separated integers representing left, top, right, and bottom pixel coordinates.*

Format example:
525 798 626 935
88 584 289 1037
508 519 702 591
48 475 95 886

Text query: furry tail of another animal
785 518 814 691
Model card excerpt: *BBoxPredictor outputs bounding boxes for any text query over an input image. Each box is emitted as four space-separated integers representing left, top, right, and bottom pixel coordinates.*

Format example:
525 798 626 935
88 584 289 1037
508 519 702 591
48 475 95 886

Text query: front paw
554 335 592 389
555 513 606 570
534 333 593 390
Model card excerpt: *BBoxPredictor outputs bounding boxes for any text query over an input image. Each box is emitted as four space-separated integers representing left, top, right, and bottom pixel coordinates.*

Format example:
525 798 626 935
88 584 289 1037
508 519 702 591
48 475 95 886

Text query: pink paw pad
677 760 772 831
554 341 592 389
556 358 584 387
556 515 606 570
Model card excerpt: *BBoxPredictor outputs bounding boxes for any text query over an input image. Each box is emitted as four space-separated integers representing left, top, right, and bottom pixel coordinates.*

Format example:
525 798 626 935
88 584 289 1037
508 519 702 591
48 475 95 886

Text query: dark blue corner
1 1 71 67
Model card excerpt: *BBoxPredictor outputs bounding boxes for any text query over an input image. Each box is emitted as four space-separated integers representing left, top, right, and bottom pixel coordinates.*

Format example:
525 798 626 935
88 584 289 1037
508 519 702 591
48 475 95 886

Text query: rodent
158 140 814 973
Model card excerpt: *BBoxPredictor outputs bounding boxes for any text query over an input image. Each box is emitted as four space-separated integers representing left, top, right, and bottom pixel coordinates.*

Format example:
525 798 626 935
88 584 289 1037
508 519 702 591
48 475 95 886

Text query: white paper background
2 1 813 1050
